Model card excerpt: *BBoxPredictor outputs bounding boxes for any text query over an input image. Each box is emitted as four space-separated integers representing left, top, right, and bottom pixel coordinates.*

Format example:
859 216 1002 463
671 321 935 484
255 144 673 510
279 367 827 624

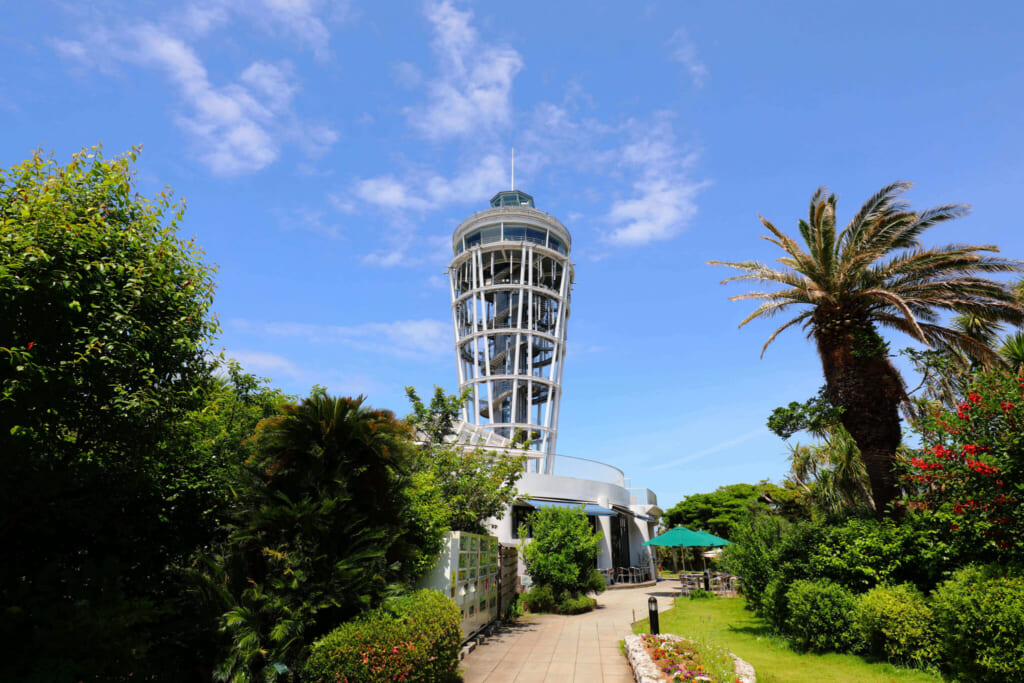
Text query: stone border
623 634 755 683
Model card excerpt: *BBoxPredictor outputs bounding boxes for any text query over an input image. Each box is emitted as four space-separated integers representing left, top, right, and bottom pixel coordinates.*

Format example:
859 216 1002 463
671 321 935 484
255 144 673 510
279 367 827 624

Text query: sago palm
710 182 1024 513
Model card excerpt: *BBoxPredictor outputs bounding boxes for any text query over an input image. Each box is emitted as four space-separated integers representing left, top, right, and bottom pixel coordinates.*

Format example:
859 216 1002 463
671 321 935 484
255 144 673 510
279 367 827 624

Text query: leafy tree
904 368 1024 563
195 392 447 682
405 386 525 534
711 182 1024 513
0 146 221 680
519 506 605 600
663 483 778 538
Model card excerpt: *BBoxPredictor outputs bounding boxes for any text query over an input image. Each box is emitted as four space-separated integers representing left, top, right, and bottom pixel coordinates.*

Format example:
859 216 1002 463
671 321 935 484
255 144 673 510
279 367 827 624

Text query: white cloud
230 318 452 358
352 154 506 212
363 233 451 269
668 26 708 88
406 0 523 140
259 0 333 60
240 61 299 111
177 0 337 59
227 349 305 380
181 4 231 35
605 118 709 246
53 21 338 176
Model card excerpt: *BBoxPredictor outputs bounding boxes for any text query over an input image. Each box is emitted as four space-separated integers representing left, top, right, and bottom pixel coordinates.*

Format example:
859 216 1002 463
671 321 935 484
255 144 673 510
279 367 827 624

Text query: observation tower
448 189 573 475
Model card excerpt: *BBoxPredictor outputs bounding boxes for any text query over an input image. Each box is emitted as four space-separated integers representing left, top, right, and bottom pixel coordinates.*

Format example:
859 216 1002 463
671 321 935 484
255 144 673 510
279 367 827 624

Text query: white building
447 189 661 581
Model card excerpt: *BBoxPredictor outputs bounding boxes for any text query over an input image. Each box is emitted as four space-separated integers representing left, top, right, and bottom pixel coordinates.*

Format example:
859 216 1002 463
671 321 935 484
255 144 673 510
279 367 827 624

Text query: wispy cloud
649 429 763 471
227 349 305 380
229 318 452 358
605 116 710 246
405 0 523 141
224 348 386 398
51 6 339 175
352 154 506 211
668 26 708 88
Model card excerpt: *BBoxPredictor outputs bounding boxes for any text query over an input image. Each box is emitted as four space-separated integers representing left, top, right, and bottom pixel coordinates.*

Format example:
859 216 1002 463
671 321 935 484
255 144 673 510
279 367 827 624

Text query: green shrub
761 577 790 632
785 579 856 652
522 584 557 613
931 565 1024 682
688 589 715 600
852 584 937 667
721 514 786 610
558 594 597 614
519 506 605 599
304 589 460 683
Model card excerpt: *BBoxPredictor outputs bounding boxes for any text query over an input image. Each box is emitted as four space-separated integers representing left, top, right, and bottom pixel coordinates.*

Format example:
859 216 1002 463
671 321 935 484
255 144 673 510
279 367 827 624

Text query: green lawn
633 595 947 683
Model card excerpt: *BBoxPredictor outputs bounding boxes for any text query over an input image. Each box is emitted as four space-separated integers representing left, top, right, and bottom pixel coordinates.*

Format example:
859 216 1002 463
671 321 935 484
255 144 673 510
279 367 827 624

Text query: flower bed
624 634 755 683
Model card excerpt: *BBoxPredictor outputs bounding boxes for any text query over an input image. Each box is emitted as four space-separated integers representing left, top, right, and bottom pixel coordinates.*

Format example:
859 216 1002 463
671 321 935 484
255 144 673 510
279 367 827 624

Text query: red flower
27 341 35 350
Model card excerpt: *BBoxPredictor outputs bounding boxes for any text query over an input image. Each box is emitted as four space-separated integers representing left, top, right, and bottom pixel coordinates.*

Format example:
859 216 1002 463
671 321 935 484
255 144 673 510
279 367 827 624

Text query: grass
634 595 947 683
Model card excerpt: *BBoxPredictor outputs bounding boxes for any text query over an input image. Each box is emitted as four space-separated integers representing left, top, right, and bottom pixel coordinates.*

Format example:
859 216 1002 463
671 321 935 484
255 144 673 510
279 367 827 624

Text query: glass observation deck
490 190 535 208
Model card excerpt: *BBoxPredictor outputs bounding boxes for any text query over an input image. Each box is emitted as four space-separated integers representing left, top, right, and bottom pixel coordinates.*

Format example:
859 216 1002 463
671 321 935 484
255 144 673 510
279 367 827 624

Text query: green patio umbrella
643 526 710 548
644 526 710 572
691 529 731 547
643 526 731 572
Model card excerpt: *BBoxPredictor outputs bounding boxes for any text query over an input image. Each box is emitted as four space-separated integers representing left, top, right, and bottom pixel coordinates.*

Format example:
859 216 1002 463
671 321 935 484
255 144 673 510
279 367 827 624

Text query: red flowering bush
904 369 1024 561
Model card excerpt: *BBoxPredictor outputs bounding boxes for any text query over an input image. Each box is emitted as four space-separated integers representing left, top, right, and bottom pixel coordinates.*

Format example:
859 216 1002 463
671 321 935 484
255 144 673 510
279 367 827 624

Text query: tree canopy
663 482 783 538
0 146 223 679
711 182 1024 513
405 386 525 534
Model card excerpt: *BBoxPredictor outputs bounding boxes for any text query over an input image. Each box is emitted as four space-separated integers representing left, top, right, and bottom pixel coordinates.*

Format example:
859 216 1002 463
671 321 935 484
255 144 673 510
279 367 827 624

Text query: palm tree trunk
815 324 904 515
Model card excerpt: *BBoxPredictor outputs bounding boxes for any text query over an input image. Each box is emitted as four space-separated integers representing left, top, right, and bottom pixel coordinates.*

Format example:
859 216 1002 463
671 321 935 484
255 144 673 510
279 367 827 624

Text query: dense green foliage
193 392 448 681
304 589 461 683
726 511 1024 678
931 565 1024 682
766 386 844 439
852 584 938 668
406 386 525 534
785 579 856 652
520 584 597 615
0 147 226 680
640 596 945 683
520 506 604 611
662 482 776 538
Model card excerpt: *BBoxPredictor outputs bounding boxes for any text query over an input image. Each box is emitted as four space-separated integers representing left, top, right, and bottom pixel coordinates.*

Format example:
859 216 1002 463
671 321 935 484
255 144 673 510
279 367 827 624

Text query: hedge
784 579 856 652
852 583 937 667
931 565 1024 682
304 589 461 683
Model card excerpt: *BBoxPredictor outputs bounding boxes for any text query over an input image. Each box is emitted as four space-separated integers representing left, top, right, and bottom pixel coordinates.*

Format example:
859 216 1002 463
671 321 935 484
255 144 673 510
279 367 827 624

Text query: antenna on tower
511 147 515 190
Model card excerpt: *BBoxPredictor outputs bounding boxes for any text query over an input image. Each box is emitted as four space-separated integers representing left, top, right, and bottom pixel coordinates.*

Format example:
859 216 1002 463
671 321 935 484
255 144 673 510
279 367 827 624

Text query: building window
512 505 534 538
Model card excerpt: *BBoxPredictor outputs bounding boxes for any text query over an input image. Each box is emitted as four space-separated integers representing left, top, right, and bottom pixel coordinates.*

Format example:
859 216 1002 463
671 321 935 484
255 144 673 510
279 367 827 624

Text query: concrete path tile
461 583 675 683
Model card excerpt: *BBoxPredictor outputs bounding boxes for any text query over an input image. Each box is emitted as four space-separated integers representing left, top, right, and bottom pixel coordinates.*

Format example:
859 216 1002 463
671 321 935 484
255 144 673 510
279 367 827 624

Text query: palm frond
758 311 812 357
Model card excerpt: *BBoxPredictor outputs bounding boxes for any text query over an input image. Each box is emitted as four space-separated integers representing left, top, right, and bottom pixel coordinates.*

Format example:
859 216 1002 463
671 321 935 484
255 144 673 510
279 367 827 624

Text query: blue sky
4 1 1024 510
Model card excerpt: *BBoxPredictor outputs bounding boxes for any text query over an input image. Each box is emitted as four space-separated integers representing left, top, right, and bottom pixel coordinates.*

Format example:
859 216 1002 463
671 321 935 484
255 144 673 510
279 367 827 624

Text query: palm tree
787 426 873 515
710 182 1024 514
1000 331 1024 371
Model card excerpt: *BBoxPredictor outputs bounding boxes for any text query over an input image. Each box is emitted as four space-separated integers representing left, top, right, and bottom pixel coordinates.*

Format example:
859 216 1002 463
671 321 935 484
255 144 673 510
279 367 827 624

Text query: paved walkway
461 582 678 683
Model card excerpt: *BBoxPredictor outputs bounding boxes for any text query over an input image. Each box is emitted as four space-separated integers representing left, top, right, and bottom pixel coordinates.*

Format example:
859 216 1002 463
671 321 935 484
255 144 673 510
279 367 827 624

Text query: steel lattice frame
448 194 573 474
